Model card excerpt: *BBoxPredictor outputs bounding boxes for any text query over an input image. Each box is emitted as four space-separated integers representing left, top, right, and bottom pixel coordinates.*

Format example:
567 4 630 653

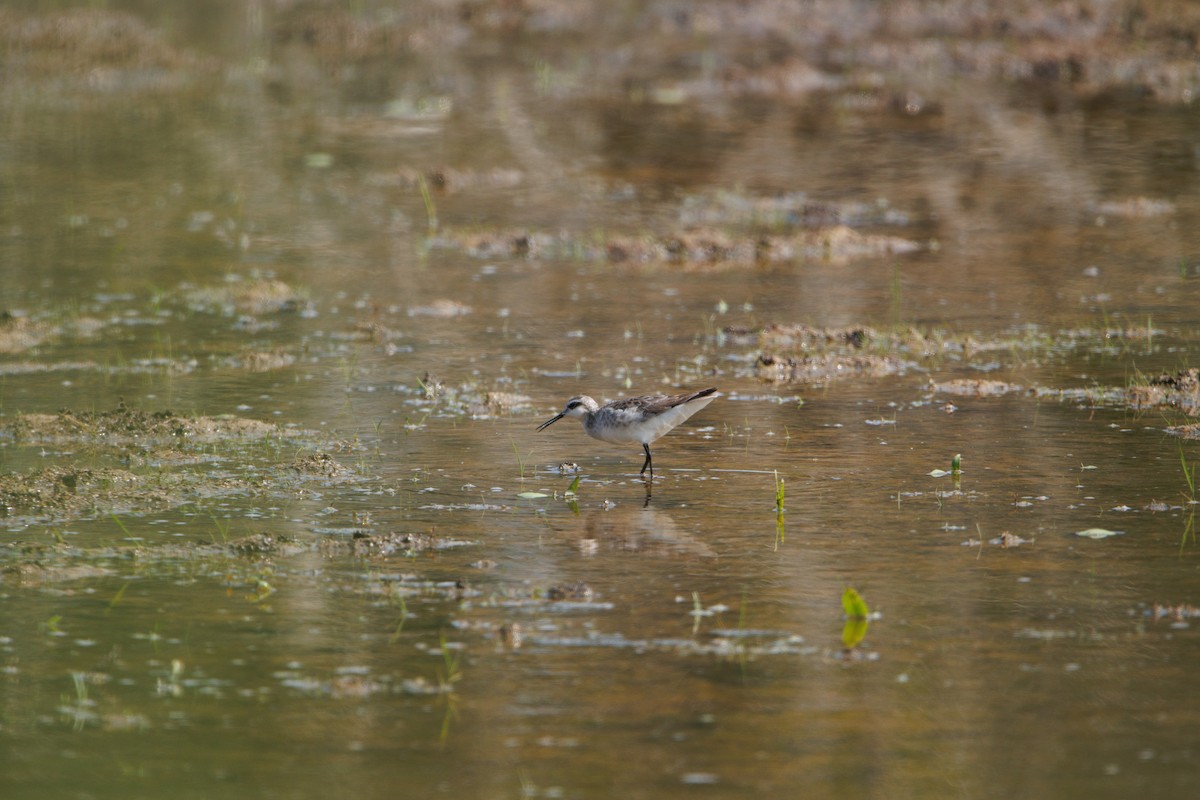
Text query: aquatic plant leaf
931 455 963 477
566 475 582 495
1075 527 1124 539
842 587 869 619
842 618 868 649
517 491 549 499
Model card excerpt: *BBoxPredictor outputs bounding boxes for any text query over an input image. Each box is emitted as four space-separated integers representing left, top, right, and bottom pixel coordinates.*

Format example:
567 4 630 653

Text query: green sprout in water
518 770 538 799
110 513 132 537
889 264 904 327
71 670 88 704
63 671 93 731
1180 444 1197 552
735 589 751 679
417 173 439 235
509 436 534 481
436 632 463 745
842 587 870 619
388 591 411 644
208 511 230 544
105 581 131 617
1181 444 1196 501
564 473 583 514
773 470 785 550
438 632 462 688
929 454 963 484
841 587 871 650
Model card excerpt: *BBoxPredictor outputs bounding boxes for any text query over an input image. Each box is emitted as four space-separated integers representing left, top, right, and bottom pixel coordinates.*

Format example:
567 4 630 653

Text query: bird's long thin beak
536 413 564 432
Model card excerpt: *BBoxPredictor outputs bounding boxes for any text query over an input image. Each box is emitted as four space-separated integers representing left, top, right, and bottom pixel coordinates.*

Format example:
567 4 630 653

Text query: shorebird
536 387 718 478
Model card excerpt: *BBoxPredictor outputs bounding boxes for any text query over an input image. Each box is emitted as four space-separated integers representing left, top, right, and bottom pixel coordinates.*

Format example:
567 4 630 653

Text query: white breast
585 395 716 445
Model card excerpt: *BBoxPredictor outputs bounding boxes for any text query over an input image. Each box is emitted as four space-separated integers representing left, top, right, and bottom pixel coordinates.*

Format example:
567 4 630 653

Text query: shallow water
3 3 1200 798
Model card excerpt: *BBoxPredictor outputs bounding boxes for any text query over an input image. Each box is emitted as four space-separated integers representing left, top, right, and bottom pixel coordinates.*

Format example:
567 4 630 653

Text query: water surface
2 3 1200 798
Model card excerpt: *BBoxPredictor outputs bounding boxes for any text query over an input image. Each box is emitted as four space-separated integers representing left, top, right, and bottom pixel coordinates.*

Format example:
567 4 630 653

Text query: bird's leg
640 443 653 478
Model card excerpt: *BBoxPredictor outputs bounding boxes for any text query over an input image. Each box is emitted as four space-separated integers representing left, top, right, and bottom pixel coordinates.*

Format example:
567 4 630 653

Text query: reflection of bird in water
536 388 718 478
579 505 716 559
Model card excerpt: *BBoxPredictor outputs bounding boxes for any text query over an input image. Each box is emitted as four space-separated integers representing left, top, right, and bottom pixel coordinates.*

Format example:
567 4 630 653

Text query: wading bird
536 388 718 478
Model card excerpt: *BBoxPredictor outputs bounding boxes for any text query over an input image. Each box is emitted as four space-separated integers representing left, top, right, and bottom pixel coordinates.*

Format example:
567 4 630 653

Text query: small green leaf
517 491 549 499
842 587 870 619
566 475 582 495
929 469 951 477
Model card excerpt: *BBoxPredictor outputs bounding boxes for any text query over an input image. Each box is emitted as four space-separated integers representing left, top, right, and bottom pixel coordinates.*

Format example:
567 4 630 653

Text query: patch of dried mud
929 379 1027 398
0 466 178 521
183 278 312 316
265 1 1200 106
226 349 298 372
731 323 1200 421
411 374 533 418
728 324 920 385
1 530 465 586
6 3 1200 109
1126 369 1200 416
0 314 56 353
441 226 919 266
1164 424 1200 440
756 352 912 384
291 452 349 478
0 9 208 90
317 531 453 558
0 407 359 525
3 406 287 447
930 369 1200 420
376 166 525 194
